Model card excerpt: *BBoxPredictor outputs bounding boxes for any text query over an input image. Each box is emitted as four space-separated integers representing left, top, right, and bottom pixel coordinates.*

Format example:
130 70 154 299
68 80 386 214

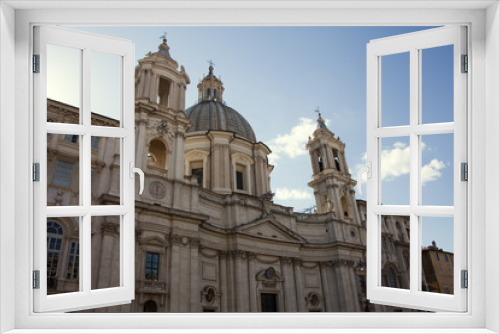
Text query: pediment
140 236 166 246
234 217 306 244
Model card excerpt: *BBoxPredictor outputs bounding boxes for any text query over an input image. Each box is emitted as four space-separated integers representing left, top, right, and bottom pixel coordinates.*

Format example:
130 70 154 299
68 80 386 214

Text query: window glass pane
91 51 121 126
381 52 410 127
48 134 79 206
421 216 454 294
47 218 80 294
421 45 454 124
91 137 121 205
145 252 159 281
421 133 454 206
91 216 121 290
380 215 410 290
47 44 81 124
380 137 410 205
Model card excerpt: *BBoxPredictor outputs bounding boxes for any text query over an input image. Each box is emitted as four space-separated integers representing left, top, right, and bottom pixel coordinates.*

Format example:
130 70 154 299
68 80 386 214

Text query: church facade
46 38 415 313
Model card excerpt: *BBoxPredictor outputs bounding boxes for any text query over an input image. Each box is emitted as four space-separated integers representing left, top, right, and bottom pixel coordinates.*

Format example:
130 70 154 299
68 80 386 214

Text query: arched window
207 88 211 99
143 300 157 312
315 149 323 172
383 267 398 288
214 89 217 99
47 221 63 290
147 139 167 170
333 149 341 171
341 196 349 218
334 156 341 171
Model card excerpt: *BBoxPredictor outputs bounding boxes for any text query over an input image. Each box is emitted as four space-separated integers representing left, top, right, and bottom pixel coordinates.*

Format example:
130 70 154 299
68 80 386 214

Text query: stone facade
45 38 416 313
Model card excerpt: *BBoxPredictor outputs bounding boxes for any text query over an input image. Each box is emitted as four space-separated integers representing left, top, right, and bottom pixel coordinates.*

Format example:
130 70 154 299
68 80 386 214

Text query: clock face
149 181 166 199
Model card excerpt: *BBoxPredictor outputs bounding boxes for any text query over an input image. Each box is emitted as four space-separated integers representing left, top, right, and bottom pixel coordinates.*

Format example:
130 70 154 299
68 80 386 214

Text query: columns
169 235 181 312
248 253 258 312
347 263 362 312
333 184 344 222
234 250 249 312
209 133 233 194
97 222 120 289
326 261 340 312
189 238 200 312
226 251 236 311
180 84 186 111
350 189 362 225
144 69 151 100
280 257 297 312
136 114 148 171
173 130 186 181
293 258 306 312
333 260 356 311
320 146 329 170
149 73 158 103
137 69 145 98
340 151 348 174
320 262 333 312
219 251 228 312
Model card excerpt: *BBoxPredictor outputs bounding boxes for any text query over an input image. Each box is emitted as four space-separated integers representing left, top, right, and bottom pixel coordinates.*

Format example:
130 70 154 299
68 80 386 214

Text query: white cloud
421 159 446 185
380 142 411 181
274 188 313 201
268 117 328 163
355 142 446 185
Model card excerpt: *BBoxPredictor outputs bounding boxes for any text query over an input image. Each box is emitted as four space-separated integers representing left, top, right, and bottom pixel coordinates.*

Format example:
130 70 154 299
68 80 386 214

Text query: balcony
147 165 167 177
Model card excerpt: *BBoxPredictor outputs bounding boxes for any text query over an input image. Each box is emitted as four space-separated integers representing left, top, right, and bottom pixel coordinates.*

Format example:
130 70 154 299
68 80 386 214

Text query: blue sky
62 26 454 253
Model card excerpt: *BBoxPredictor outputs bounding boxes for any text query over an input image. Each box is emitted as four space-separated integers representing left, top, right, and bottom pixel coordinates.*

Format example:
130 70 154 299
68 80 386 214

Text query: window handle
356 162 372 195
129 162 144 195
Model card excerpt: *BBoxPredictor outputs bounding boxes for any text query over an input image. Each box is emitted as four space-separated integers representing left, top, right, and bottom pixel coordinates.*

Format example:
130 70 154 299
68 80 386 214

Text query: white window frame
1 2 499 333
365 26 467 312
33 25 137 312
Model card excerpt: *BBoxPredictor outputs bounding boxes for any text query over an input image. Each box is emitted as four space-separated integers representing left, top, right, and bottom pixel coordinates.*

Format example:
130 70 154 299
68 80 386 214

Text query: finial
207 59 215 75
160 31 167 44
315 107 322 119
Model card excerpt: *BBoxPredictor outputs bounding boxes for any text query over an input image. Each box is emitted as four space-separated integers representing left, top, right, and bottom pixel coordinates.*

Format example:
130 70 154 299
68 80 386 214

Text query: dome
185 100 256 143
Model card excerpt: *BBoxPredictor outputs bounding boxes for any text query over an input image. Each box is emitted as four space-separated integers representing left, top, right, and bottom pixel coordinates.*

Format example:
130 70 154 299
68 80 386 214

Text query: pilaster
293 258 306 312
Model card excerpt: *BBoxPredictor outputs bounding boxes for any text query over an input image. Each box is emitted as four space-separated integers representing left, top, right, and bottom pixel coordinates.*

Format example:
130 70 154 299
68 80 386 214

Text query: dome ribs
185 101 256 143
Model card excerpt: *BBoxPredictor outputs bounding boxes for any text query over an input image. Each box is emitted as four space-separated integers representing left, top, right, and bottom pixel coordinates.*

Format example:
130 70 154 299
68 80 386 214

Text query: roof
185 100 256 143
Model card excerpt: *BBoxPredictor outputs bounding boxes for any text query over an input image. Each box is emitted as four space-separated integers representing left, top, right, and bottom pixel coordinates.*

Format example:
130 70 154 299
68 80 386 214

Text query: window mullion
409 47 420 294
82 47 92 294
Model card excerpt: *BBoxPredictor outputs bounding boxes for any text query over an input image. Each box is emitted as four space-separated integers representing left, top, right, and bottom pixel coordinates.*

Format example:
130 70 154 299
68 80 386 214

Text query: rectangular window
192 167 203 187
64 134 78 143
236 171 244 190
52 161 74 188
145 252 159 281
91 136 99 149
66 242 79 280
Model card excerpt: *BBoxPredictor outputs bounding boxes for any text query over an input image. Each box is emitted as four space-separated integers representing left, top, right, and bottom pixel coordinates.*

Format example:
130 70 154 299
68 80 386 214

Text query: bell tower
135 37 190 112
134 36 191 183
307 112 360 224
